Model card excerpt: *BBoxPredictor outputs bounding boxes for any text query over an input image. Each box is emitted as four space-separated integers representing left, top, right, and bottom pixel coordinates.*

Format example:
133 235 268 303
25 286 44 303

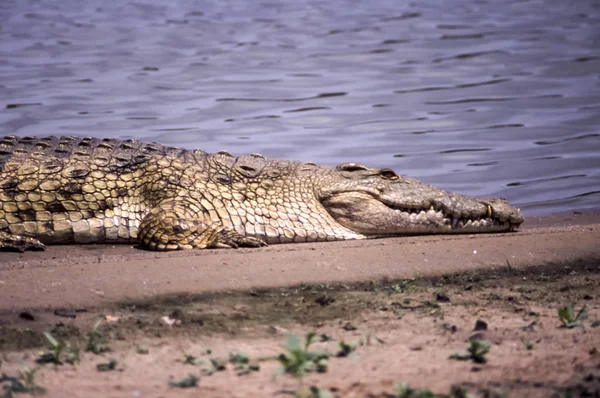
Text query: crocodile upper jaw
321 191 523 236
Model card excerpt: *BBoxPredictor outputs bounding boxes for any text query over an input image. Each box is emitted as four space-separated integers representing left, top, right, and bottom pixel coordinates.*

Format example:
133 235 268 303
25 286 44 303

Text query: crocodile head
318 163 524 236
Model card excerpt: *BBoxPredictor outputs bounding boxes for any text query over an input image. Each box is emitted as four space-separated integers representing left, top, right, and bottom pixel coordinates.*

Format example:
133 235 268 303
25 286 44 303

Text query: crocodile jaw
321 191 524 236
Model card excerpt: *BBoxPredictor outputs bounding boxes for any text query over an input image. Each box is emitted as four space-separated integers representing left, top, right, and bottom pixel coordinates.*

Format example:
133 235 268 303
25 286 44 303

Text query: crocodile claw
0 231 47 252
212 230 267 249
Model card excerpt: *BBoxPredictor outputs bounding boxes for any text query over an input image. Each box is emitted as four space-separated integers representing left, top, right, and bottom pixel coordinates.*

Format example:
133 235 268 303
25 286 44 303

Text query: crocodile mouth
320 187 523 236
379 199 521 233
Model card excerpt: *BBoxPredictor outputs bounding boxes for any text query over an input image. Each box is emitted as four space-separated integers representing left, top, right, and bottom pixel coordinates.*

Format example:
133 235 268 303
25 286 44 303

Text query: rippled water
1 0 599 216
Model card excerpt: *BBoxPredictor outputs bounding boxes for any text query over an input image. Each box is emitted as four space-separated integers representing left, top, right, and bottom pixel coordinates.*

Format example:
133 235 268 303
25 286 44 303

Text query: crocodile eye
379 168 398 180
336 163 369 172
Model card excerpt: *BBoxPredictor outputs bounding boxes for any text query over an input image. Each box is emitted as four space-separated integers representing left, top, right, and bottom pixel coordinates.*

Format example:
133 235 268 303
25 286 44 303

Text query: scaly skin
0 135 524 252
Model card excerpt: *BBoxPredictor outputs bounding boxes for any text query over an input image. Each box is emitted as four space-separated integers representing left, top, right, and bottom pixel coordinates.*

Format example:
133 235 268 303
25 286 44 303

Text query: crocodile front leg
137 200 266 251
0 230 47 252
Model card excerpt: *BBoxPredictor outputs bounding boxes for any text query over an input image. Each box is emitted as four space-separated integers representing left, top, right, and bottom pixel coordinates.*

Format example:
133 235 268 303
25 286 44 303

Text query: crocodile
0 135 524 252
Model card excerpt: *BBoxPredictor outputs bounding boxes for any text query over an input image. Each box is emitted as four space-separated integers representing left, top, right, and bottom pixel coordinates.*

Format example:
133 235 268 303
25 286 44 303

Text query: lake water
1 0 599 216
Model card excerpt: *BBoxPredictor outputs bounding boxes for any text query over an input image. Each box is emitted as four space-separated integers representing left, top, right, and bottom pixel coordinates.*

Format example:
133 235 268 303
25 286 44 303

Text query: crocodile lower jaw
388 208 519 234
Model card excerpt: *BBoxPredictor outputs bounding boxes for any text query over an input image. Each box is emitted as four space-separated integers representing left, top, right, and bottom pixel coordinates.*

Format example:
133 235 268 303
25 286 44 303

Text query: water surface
1 0 599 215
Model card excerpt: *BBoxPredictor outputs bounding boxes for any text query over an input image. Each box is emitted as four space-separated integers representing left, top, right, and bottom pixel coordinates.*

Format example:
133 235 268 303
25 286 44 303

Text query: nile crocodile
0 135 524 252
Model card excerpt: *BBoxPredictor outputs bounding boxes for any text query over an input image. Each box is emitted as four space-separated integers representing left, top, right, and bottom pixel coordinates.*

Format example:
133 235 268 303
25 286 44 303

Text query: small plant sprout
296 386 334 398
86 320 110 354
275 332 329 391
336 340 358 358
449 340 490 364
96 359 118 372
177 353 201 365
396 383 435 398
229 352 260 376
20 364 46 394
363 333 386 346
228 352 249 365
558 303 588 328
520 337 535 351
319 334 334 342
36 332 80 365
169 374 199 388
0 364 46 395
203 358 227 376
448 384 475 398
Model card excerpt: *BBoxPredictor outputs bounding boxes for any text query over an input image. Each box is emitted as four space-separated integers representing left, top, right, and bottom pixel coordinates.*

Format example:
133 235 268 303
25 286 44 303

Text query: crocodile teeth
487 205 493 218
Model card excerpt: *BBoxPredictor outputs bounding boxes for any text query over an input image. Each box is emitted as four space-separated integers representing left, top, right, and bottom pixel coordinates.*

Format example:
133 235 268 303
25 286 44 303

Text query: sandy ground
1 211 599 397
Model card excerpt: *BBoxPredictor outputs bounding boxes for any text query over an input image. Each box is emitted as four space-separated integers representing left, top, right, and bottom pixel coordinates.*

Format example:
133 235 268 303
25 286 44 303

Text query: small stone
474 319 488 331
19 311 35 321
315 295 335 306
54 309 77 319
342 322 357 331
435 292 450 302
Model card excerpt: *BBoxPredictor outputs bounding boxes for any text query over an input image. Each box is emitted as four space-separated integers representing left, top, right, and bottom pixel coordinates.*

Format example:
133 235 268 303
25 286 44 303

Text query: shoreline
1 210 599 311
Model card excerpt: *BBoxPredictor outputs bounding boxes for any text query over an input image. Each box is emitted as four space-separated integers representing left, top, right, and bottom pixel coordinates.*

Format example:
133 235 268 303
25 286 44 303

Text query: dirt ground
1 211 599 398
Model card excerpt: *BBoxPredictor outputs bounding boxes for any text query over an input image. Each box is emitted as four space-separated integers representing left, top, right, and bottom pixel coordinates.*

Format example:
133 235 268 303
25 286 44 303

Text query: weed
86 321 110 354
449 340 490 364
274 332 329 390
520 338 535 350
505 258 513 272
0 365 46 395
236 363 260 376
319 334 334 342
296 386 333 398
169 374 198 388
521 319 540 331
558 303 588 328
36 332 80 365
362 333 386 346
203 358 226 376
448 384 474 398
387 279 417 294
229 352 249 365
390 300 444 318
20 365 46 395
229 352 260 376
96 359 118 372
336 340 358 358
395 383 476 398
396 383 436 398
478 387 507 398
177 353 201 365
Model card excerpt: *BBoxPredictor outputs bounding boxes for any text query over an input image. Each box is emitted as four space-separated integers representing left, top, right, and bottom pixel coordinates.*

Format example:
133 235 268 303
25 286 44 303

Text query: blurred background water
1 0 599 216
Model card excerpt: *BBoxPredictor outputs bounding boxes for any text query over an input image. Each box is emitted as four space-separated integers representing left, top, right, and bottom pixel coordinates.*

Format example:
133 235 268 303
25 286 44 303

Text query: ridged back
0 135 202 172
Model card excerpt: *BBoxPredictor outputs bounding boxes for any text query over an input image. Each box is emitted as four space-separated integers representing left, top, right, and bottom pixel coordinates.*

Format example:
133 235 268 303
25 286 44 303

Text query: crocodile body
0 135 524 251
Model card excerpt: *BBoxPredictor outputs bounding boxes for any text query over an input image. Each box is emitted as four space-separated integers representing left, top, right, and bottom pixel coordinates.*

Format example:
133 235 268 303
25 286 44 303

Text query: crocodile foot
137 205 267 251
210 229 267 249
0 231 47 252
